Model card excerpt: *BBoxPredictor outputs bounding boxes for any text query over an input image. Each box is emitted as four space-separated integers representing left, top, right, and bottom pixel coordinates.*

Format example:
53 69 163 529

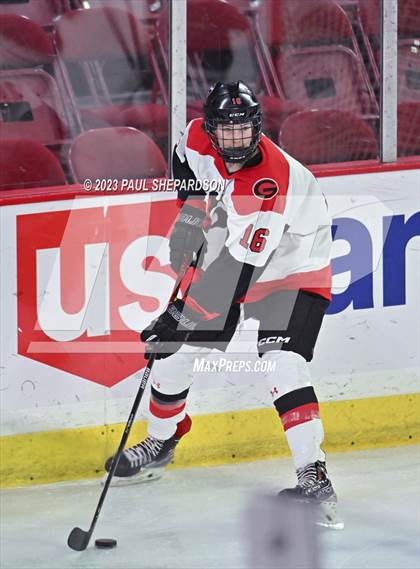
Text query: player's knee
261 349 307 367
261 349 313 395
151 345 209 393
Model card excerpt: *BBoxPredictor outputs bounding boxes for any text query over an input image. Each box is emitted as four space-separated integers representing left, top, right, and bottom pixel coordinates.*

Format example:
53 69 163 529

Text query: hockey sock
274 386 326 469
148 386 190 440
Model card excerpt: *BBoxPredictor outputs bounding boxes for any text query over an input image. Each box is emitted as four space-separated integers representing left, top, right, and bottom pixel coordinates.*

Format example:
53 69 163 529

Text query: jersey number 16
240 224 269 253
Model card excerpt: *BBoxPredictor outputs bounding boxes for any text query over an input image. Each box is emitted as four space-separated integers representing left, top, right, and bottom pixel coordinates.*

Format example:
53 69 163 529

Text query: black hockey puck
95 538 117 549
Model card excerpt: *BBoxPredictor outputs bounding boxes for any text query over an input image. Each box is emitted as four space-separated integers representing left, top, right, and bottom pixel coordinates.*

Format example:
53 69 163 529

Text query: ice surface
1 446 419 569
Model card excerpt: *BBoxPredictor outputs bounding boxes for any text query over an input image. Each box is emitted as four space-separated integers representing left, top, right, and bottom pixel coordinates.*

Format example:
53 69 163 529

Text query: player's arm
169 145 208 272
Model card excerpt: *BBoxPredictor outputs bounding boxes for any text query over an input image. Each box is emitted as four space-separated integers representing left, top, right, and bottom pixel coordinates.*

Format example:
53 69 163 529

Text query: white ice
1 446 419 569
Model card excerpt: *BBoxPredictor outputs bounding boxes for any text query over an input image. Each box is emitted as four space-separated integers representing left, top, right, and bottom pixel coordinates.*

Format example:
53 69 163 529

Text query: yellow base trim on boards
1 393 419 488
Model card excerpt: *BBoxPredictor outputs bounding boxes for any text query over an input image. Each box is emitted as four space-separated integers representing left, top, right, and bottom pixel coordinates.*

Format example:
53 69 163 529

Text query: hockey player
105 81 339 526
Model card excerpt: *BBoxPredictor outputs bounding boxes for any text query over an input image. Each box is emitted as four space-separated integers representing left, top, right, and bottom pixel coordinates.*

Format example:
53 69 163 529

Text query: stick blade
67 527 90 551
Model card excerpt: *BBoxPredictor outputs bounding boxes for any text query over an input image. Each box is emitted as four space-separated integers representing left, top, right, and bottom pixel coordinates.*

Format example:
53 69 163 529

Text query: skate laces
296 461 327 489
124 436 164 467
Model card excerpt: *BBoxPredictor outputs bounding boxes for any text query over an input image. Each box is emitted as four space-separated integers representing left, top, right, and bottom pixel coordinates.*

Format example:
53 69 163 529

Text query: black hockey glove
169 204 207 273
140 299 201 360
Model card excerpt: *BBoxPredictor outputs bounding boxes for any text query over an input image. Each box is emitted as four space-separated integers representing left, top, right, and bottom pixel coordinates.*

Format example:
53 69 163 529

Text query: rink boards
0 167 419 486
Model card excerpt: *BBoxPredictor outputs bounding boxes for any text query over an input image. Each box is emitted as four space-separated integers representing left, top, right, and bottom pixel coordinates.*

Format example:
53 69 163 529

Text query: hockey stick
68 259 191 551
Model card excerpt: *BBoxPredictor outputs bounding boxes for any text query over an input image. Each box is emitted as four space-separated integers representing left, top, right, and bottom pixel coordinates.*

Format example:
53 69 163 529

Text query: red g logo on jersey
252 178 279 200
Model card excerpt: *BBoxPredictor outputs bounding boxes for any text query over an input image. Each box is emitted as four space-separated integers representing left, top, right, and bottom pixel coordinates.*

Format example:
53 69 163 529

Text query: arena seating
0 13 78 136
278 109 379 164
0 0 417 191
0 70 69 146
257 0 378 118
53 6 167 141
0 0 65 27
69 126 167 182
397 102 420 157
0 138 66 190
0 14 55 67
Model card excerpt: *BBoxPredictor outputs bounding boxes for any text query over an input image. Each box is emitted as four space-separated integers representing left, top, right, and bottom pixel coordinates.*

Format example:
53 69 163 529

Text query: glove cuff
177 197 207 213
168 299 201 332
178 203 206 227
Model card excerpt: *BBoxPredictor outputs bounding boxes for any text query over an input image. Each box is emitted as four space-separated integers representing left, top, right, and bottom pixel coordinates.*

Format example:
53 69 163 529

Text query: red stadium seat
0 138 66 190
0 14 55 67
54 6 167 144
0 15 79 138
54 6 150 66
0 69 68 145
260 0 356 46
0 0 62 28
276 47 373 116
53 6 159 102
69 127 167 182
258 0 378 117
397 102 420 156
278 109 379 164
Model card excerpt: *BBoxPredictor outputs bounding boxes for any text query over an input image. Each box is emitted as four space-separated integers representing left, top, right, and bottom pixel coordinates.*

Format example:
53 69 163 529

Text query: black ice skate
103 415 191 486
279 461 344 530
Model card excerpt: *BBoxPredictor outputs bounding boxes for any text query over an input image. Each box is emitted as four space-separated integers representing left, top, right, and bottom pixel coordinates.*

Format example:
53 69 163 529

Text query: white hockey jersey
176 119 332 307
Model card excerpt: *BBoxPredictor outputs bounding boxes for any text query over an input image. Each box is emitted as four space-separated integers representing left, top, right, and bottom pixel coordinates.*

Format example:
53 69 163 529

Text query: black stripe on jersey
173 147 207 201
274 386 318 416
151 386 190 403
189 247 265 314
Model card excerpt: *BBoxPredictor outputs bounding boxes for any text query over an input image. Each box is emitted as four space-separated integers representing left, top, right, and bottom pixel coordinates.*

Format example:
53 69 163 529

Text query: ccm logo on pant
258 336 291 346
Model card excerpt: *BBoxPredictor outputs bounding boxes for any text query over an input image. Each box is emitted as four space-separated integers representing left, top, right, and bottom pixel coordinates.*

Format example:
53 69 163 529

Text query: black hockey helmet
203 81 262 162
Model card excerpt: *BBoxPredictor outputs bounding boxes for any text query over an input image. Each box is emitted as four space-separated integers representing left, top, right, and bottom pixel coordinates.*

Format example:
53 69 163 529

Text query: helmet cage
205 111 262 162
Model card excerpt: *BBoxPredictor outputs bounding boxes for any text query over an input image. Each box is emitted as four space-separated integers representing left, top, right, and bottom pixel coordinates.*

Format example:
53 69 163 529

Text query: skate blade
101 467 166 487
316 501 344 530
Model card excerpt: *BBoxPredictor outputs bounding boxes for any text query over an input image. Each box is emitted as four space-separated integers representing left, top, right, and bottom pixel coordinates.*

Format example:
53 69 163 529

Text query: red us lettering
17 200 178 387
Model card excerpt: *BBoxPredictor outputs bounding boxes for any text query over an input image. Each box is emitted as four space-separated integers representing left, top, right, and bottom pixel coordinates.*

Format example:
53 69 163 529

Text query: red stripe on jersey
243 265 332 302
301 286 332 300
186 119 216 156
280 402 320 431
149 399 186 419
